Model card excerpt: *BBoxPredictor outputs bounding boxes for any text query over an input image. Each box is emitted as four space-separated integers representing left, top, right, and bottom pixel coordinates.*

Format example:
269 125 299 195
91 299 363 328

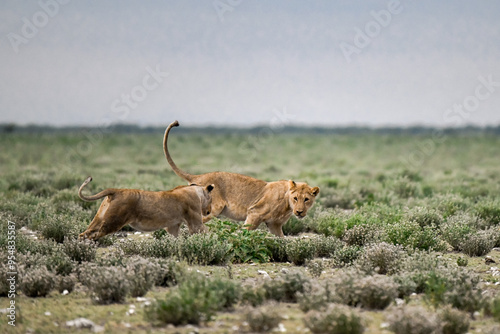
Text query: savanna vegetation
1 127 500 333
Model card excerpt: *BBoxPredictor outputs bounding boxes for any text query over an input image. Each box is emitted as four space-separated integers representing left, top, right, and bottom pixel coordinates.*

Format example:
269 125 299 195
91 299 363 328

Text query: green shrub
208 220 271 263
440 214 476 251
152 259 185 287
343 224 377 246
392 176 421 198
333 244 362 267
282 216 307 236
241 284 266 307
40 216 78 243
457 256 468 267
313 235 343 258
315 210 345 237
386 305 442 334
177 233 232 265
20 266 55 297
434 194 471 218
242 303 283 333
306 259 324 278
439 305 470 334
304 303 364 334
142 236 178 258
145 273 240 326
405 206 444 228
393 251 445 295
460 229 496 257
265 237 289 262
316 211 367 239
263 270 311 303
62 238 96 263
152 228 168 239
46 251 74 276
475 200 500 225
489 297 500 322
285 237 317 265
423 271 448 309
356 242 404 275
385 220 445 251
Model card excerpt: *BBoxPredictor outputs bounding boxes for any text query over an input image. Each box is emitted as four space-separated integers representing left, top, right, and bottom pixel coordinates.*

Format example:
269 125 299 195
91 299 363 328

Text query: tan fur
163 121 320 237
78 176 214 240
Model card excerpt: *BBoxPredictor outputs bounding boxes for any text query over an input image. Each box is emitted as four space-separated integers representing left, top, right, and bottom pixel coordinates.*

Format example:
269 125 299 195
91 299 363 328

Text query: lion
163 120 320 237
78 176 214 240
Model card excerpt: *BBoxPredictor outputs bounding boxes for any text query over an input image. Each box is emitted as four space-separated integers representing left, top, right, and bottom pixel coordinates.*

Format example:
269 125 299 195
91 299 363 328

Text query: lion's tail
163 120 195 183
78 176 115 202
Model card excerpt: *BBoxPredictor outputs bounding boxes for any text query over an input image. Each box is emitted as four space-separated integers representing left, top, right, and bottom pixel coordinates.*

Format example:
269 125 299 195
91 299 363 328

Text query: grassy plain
1 129 500 333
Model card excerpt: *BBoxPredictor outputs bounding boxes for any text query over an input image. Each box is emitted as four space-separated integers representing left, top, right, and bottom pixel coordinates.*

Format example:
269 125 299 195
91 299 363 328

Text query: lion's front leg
267 223 285 238
244 214 264 231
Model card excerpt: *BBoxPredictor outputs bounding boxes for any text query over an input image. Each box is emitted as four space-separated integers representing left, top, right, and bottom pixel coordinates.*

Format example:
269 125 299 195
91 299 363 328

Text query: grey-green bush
241 284 266 307
298 280 335 312
303 303 364 334
177 233 232 265
355 274 398 309
313 235 343 258
405 206 444 228
285 237 316 265
306 259 324 278
125 256 158 297
460 229 496 257
20 266 55 297
439 305 470 334
263 270 311 303
57 274 76 294
62 238 96 263
242 302 283 333
356 242 404 275
87 266 129 304
386 305 442 334
333 270 397 309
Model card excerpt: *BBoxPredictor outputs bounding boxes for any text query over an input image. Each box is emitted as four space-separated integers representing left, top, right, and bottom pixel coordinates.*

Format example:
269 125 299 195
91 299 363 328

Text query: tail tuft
172 120 179 127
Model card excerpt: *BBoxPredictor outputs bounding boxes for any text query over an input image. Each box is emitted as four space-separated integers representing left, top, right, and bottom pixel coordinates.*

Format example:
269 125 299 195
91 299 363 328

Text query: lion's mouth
295 213 305 219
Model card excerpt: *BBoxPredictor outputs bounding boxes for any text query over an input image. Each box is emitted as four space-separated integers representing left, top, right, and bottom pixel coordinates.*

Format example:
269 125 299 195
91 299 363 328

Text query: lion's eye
304 198 309 202
293 197 298 201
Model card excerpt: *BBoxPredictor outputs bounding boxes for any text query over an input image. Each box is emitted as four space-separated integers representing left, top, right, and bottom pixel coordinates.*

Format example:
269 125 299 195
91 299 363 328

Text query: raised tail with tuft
78 176 115 202
163 120 195 183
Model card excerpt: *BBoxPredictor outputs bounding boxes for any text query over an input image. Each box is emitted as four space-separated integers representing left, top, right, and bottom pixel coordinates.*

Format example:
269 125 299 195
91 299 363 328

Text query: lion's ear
206 184 215 193
310 186 320 197
288 180 297 190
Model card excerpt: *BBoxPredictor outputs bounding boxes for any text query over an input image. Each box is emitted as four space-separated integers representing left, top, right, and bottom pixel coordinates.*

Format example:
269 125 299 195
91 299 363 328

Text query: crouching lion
163 120 320 237
78 176 214 240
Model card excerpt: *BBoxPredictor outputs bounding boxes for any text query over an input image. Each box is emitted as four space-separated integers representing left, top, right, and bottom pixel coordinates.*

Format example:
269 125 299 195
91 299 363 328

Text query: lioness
163 120 320 237
78 176 214 240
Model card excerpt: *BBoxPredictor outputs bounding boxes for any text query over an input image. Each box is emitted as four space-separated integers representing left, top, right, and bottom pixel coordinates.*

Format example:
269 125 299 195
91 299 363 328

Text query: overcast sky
1 1 499 127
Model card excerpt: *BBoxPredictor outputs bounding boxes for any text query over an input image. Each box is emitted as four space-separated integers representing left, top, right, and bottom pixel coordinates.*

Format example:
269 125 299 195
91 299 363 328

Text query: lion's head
288 180 320 219
192 183 215 216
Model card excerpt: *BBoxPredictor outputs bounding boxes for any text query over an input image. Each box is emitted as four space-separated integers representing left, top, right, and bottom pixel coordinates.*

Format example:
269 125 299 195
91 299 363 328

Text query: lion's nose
296 210 303 215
